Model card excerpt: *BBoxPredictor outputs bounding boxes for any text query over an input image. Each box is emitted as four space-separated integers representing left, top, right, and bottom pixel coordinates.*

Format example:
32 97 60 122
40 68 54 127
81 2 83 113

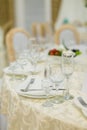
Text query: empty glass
62 50 74 100
41 79 53 107
50 64 65 104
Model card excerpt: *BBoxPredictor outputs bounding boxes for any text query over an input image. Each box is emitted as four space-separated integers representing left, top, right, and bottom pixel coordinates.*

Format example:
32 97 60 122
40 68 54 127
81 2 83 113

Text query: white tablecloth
1 43 87 130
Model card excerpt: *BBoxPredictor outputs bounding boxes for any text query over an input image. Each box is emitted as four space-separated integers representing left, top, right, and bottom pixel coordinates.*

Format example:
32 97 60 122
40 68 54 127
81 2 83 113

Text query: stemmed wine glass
50 64 65 104
62 50 74 100
41 65 53 107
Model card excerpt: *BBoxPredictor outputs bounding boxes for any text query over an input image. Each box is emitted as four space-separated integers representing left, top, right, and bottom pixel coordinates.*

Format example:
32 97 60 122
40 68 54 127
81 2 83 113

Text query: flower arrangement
48 48 81 57
48 49 62 56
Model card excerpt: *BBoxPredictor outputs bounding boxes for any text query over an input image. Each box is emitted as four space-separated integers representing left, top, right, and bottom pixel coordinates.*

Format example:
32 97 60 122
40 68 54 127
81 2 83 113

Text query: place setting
15 75 56 99
16 50 75 103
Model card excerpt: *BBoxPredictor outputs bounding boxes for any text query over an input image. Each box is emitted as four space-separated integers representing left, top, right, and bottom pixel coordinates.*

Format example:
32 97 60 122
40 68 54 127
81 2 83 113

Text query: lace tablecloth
1 44 87 130
1 74 87 130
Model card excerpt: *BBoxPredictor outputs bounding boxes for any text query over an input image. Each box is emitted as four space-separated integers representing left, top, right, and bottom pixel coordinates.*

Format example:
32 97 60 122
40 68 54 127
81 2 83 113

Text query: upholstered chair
6 28 30 63
54 24 80 45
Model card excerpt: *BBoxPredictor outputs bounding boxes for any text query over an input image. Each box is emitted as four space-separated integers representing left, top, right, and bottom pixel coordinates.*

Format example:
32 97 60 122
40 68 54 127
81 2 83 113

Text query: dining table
1 42 87 130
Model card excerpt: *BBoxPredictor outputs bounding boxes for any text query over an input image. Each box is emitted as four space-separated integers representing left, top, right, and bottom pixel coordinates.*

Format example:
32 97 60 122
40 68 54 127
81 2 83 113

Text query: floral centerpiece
48 42 82 57
48 49 62 56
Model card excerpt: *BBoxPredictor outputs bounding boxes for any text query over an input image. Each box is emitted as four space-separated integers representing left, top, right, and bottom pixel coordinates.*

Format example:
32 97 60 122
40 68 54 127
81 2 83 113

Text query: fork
21 78 35 92
78 97 87 108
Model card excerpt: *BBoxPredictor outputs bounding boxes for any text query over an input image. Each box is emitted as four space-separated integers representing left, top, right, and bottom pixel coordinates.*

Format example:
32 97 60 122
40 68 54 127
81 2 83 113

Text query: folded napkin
16 75 42 92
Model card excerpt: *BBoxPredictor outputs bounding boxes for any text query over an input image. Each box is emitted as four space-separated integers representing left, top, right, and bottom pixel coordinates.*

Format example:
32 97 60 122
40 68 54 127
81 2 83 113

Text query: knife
28 88 66 91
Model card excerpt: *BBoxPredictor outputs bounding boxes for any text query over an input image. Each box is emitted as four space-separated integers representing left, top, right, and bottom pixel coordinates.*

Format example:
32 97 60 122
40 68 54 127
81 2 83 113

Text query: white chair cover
13 32 29 54
60 29 76 46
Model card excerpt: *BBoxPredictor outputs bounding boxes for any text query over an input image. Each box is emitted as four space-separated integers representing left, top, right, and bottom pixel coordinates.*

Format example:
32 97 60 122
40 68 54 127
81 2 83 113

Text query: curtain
51 0 62 30
0 0 14 26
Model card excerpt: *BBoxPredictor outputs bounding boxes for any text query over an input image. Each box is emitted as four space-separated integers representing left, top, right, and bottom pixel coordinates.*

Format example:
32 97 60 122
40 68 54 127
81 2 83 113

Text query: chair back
6 28 30 62
54 24 80 45
31 22 53 42
31 23 37 37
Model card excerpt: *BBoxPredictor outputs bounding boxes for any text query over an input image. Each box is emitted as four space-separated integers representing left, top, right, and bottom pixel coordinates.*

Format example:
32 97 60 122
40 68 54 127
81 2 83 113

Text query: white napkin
16 75 42 92
15 76 55 98
15 75 49 97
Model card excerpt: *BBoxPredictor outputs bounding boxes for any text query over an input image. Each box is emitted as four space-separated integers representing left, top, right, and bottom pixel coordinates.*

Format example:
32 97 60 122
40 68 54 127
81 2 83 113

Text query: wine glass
9 52 28 80
29 50 40 75
62 50 74 100
50 64 65 104
41 79 53 107
8 62 16 80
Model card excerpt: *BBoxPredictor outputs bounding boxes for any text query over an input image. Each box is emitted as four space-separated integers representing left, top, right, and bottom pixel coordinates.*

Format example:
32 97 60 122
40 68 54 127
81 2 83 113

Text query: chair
6 28 30 63
54 24 80 45
38 23 47 37
31 23 46 38
31 23 37 37
31 22 53 43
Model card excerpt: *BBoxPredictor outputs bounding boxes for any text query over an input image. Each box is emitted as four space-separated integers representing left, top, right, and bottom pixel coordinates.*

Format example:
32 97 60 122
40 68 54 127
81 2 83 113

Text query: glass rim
62 50 75 57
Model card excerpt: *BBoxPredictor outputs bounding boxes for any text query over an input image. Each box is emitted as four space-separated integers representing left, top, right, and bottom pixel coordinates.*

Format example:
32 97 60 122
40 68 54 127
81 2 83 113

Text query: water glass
41 79 53 107
62 50 74 100
50 64 65 104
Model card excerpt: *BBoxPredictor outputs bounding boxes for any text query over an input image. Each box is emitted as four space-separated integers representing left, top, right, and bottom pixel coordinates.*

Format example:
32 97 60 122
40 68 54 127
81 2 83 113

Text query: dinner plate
17 89 55 99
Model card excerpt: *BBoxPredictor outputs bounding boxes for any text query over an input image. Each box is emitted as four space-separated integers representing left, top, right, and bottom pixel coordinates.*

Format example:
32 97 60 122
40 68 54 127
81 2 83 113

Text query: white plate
17 90 55 99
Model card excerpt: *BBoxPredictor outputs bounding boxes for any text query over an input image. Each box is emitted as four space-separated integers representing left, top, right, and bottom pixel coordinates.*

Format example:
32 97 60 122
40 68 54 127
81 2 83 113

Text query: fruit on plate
48 49 62 56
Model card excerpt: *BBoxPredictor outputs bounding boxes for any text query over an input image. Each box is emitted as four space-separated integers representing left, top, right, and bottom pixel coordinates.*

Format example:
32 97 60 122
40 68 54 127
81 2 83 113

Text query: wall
44 0 51 22
55 0 87 29
14 0 87 30
14 0 48 32
14 0 25 28
24 0 45 32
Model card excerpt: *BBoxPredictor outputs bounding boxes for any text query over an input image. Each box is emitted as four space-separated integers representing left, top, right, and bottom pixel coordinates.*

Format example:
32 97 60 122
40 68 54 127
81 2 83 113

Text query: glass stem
66 76 69 95
46 93 49 102
64 76 70 99
55 83 59 96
